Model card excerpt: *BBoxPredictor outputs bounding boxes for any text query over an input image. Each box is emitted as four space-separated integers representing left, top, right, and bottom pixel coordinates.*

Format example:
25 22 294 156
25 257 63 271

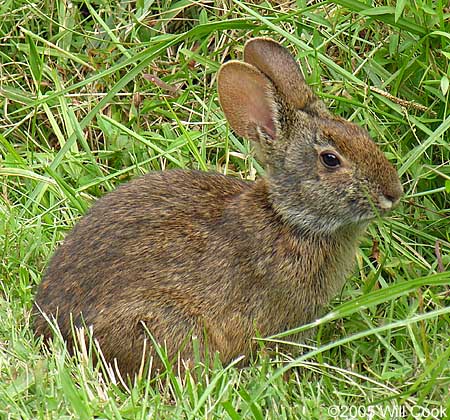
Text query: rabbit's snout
374 179 403 213
378 193 399 211
378 168 403 211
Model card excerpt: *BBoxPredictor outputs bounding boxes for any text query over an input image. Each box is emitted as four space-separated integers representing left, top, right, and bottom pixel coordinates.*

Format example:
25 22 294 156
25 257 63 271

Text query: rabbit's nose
381 180 403 209
379 188 402 210
379 194 396 210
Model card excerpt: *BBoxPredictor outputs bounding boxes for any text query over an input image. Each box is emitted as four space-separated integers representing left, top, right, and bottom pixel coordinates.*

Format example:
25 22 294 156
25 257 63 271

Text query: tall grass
1 0 449 418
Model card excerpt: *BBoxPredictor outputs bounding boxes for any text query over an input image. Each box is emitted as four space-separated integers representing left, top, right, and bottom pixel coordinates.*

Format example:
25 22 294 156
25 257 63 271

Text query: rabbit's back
35 169 250 313
34 170 269 372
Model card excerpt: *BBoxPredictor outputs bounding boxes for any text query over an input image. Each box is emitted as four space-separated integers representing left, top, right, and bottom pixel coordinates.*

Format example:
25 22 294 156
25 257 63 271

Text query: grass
1 0 449 418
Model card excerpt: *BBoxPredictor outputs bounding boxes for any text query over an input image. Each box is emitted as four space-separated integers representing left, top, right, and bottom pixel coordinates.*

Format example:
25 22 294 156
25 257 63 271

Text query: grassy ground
1 0 449 418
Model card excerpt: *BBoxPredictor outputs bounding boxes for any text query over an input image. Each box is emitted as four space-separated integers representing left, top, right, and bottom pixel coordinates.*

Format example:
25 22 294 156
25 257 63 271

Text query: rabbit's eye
320 152 341 169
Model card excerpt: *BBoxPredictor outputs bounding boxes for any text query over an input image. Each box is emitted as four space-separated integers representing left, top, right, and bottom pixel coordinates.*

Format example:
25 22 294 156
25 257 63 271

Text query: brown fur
34 38 402 377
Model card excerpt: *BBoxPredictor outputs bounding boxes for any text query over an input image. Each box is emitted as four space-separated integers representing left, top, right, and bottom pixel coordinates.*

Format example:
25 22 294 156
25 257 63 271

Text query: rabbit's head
218 38 403 235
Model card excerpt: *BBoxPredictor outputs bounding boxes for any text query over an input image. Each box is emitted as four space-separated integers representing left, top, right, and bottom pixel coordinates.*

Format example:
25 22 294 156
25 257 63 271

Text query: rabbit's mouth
356 191 401 221
348 198 396 224
372 192 401 215
378 194 395 211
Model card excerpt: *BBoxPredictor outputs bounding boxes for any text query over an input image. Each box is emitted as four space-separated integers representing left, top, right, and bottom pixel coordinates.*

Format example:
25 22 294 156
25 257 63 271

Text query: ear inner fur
243 38 316 110
217 61 277 140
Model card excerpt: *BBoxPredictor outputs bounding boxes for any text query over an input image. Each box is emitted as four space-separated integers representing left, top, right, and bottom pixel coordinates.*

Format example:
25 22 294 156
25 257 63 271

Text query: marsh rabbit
34 38 403 377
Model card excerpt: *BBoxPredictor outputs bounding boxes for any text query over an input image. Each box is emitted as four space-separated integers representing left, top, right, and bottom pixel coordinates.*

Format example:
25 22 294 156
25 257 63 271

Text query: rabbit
33 37 403 377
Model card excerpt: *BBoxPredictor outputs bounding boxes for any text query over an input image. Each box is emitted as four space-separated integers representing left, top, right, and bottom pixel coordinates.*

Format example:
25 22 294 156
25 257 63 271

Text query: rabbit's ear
218 61 277 141
244 38 319 112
